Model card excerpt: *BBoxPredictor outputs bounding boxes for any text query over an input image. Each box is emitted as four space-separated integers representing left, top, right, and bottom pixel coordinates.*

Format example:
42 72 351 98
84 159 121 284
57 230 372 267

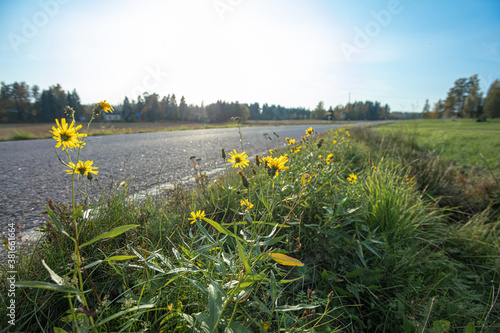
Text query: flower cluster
51 101 112 181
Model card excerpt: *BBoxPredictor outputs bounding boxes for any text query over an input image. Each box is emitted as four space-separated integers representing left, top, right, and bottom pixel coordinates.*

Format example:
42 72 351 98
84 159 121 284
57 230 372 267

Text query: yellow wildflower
240 199 254 210
326 153 334 164
288 139 295 145
228 149 249 169
51 118 87 151
65 160 98 179
305 127 314 135
265 155 289 176
97 100 114 113
188 210 205 224
347 173 357 184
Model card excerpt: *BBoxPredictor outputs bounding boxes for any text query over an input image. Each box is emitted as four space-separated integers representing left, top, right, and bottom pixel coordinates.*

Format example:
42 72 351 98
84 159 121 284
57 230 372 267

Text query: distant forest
8 77 499 124
0 81 397 124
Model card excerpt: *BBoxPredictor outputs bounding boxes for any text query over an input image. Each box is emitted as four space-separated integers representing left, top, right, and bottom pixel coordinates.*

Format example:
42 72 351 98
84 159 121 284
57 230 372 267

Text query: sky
1 0 499 112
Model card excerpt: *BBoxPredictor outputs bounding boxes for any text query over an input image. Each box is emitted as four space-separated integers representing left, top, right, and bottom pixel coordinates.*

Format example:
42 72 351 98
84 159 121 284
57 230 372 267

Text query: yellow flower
98 100 114 113
326 153 334 164
288 139 295 145
188 210 205 224
318 155 322 159
65 160 98 179
333 140 337 144
305 127 314 135
347 173 357 184
269 149 274 154
228 149 250 169
240 199 254 209
265 155 289 176
51 118 87 151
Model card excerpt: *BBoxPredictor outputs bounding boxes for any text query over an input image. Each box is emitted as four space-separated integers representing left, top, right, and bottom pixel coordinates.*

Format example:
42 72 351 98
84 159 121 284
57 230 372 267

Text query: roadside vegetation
1 112 499 332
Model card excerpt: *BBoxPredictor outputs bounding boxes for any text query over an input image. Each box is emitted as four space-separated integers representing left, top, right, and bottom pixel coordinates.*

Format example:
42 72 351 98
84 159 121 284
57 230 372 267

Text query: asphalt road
0 121 390 233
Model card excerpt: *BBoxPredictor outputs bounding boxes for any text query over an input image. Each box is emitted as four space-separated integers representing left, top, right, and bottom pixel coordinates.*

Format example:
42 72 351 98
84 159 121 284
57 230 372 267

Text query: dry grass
0 119 345 140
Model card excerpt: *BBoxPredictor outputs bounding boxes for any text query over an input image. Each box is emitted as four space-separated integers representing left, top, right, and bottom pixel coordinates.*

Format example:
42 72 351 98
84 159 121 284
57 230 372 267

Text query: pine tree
179 96 188 121
122 97 133 122
422 99 431 119
484 80 500 119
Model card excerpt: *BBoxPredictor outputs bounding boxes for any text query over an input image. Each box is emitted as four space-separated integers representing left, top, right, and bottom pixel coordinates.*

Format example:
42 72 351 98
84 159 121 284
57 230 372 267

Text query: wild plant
16 101 140 332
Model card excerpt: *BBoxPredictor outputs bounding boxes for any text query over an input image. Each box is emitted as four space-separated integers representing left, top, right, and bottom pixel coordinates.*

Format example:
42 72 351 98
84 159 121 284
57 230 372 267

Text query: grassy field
371 119 500 175
0 121 238 140
1 121 499 332
0 119 346 141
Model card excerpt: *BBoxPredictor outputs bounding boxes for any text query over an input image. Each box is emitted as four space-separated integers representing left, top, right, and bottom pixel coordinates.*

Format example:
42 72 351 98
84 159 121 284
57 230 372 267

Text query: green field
372 119 500 175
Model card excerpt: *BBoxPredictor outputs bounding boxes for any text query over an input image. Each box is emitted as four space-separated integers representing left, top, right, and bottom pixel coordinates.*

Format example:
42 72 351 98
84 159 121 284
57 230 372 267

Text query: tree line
421 75 500 120
1 81 394 124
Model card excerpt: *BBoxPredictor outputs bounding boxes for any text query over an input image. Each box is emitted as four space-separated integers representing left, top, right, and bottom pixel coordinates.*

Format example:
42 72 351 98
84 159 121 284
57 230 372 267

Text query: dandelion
65 160 98 179
347 173 357 184
240 199 254 210
97 100 114 113
228 149 249 169
51 118 87 151
188 210 205 224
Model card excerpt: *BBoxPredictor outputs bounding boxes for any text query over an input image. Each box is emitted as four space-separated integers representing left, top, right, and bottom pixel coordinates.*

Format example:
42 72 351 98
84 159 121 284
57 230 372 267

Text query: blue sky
1 0 499 112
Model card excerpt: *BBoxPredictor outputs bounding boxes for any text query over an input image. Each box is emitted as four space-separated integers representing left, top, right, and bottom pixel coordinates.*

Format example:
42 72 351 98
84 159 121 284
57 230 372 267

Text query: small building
103 109 121 122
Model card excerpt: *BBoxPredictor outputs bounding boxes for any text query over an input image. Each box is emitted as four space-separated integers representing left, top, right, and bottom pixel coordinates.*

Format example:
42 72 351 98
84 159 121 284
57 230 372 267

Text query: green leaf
146 261 165 273
208 282 224 332
71 206 83 220
45 205 70 237
344 268 365 278
235 236 251 274
258 235 286 246
104 255 136 261
16 281 80 294
463 322 476 333
270 271 277 303
84 260 103 270
80 224 139 248
95 304 155 327
275 304 319 312
202 217 243 241
54 328 67 333
433 320 450 333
